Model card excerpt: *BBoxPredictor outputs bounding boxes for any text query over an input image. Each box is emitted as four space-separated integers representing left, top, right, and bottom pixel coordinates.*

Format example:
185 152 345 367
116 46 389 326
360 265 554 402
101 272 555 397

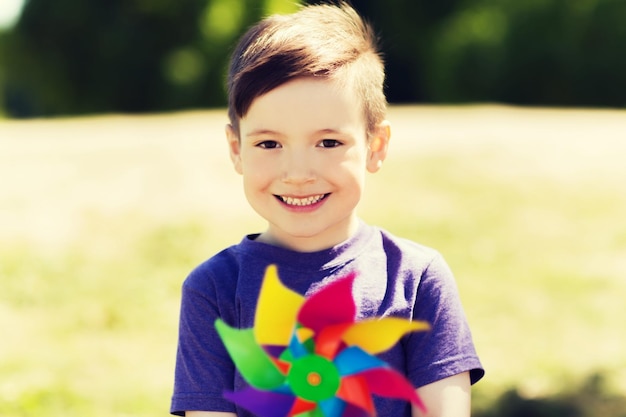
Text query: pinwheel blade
286 327 314 360
342 317 430 354
255 265 305 346
318 396 346 417
334 346 386 376
314 323 352 359
340 403 372 417
294 408 325 417
336 375 375 415
298 273 356 332
224 386 295 417
215 319 286 389
289 398 317 415
359 367 426 412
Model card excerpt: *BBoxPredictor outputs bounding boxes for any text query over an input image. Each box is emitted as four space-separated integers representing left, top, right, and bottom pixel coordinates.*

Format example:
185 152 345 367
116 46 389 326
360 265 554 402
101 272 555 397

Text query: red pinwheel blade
288 397 316 415
224 386 295 417
270 356 291 375
341 403 372 417
359 368 426 413
314 323 351 359
298 273 357 332
336 375 375 414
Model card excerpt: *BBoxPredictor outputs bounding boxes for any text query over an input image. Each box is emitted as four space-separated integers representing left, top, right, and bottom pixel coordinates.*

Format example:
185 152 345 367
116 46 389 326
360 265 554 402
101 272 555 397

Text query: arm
186 412 237 417
407 253 483 416
412 372 471 417
171 269 239 415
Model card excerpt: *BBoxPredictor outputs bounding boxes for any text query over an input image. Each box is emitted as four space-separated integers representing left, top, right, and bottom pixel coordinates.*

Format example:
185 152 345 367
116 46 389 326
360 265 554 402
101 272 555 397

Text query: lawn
1 106 625 416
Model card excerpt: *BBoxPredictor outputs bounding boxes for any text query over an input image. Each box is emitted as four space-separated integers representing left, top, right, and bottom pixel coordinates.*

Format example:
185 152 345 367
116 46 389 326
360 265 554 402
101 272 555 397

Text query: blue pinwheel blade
286 327 314 360
334 346 387 376
318 396 346 417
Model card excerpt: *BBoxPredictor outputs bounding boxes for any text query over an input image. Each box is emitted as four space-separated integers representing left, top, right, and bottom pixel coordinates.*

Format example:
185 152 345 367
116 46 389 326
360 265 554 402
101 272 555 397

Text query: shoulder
182 244 243 295
177 244 248 327
180 235 285 307
372 225 445 271
366 225 458 303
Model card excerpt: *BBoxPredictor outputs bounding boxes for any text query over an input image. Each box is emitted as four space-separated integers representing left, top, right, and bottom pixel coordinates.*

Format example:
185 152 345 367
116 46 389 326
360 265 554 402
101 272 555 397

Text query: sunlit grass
1 107 625 415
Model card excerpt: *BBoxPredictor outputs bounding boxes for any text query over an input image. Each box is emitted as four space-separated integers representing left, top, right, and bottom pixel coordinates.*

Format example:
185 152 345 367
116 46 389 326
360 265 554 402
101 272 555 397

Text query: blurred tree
305 0 464 103
473 373 626 417
426 0 626 107
1 0 299 117
309 0 625 107
1 0 624 117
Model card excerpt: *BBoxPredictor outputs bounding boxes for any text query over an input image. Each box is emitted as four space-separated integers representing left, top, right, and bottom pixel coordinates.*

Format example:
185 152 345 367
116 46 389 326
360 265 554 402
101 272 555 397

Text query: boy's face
226 77 390 252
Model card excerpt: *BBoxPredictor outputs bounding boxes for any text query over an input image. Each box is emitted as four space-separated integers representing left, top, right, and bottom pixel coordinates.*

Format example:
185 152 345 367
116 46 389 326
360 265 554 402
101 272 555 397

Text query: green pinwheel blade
215 319 286 390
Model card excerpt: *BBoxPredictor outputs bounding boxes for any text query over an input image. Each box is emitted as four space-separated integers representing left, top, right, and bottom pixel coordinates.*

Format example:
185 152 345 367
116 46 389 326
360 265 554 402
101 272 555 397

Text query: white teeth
280 194 326 206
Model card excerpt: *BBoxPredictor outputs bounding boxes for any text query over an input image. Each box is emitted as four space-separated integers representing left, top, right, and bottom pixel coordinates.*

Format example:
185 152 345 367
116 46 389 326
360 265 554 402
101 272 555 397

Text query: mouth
276 193 329 207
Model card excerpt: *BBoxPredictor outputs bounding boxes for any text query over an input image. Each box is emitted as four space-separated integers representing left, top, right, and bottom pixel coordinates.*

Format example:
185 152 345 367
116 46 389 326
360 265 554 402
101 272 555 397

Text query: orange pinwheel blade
336 374 375 414
314 323 352 359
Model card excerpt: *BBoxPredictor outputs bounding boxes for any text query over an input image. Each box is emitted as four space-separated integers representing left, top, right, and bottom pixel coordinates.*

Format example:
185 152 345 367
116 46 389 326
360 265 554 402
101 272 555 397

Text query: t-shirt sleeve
405 253 484 387
170 267 237 416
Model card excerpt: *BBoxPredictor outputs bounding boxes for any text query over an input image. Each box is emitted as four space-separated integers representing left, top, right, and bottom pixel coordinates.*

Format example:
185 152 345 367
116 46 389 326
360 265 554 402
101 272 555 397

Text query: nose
281 148 316 185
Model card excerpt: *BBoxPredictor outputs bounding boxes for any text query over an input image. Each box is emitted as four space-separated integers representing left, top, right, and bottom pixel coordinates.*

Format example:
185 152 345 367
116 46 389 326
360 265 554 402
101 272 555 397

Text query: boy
171 3 483 417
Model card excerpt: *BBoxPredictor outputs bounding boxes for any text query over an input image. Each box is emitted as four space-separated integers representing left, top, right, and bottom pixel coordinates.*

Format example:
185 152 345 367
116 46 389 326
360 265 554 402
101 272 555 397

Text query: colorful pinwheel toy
215 265 430 417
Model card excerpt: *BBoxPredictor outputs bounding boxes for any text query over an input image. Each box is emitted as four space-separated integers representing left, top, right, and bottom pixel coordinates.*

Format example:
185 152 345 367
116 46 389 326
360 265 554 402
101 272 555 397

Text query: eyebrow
245 129 281 138
317 128 344 135
246 128 345 137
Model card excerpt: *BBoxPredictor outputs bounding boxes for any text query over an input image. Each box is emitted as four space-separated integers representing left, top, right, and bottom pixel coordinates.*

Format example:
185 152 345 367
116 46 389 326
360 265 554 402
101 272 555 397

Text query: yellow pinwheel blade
254 265 305 345
342 318 430 354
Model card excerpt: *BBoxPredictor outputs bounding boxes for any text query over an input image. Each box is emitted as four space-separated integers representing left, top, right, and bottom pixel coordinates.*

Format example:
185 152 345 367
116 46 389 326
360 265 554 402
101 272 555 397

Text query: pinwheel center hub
287 354 340 402
307 372 322 386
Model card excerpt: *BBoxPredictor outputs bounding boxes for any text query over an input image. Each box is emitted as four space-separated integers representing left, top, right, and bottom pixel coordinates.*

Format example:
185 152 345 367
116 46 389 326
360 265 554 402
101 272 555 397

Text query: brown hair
227 2 386 136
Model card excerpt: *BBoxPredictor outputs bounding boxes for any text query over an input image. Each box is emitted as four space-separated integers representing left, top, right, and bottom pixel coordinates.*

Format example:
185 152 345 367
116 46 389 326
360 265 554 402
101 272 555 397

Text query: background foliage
346 0 626 106
0 0 299 117
1 0 625 117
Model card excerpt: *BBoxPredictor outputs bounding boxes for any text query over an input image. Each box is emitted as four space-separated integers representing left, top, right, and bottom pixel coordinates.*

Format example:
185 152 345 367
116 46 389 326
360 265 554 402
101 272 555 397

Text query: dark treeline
1 0 624 118
473 373 626 417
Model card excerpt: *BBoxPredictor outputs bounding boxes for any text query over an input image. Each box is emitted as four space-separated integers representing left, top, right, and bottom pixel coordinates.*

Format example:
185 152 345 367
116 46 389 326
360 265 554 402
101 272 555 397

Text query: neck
257 217 360 253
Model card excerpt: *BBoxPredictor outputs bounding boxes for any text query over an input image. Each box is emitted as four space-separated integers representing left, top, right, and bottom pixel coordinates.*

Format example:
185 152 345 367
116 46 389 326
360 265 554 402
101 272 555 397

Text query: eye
256 140 281 149
318 139 342 148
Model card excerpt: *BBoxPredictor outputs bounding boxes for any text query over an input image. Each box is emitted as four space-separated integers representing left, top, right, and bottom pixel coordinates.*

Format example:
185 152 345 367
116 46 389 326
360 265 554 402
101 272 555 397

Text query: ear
226 124 243 175
366 120 391 173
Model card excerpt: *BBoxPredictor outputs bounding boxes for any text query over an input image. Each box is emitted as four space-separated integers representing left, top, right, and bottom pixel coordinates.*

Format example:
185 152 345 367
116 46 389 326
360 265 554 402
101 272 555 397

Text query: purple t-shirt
171 222 484 416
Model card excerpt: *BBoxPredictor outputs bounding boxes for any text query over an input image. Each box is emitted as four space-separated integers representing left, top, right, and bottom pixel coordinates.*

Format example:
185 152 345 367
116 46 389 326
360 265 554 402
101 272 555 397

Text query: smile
277 194 329 207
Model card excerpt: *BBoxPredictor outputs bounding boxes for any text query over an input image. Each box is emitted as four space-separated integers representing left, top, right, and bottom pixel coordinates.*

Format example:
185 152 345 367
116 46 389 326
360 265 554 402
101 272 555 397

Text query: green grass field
1 106 625 416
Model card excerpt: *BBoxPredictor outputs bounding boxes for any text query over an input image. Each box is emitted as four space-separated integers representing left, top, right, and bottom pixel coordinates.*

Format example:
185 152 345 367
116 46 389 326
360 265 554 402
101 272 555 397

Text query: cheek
334 148 368 174
241 159 276 192
241 152 273 175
